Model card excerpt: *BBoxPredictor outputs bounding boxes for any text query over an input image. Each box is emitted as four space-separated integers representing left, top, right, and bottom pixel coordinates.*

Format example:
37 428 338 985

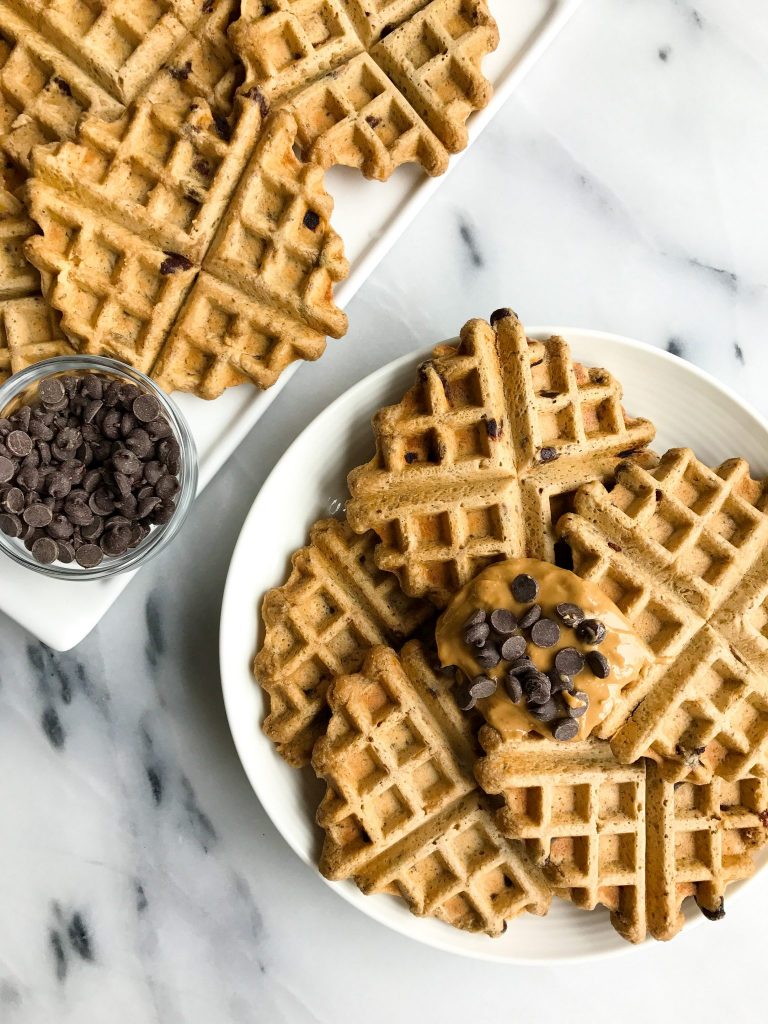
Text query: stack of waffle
255 308 768 941
0 0 500 397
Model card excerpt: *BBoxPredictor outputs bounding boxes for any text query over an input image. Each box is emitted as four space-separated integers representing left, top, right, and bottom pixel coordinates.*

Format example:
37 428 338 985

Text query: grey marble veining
2 1 767 1021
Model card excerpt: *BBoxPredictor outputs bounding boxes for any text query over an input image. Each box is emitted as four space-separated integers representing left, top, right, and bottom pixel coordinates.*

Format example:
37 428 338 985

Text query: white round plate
220 328 768 963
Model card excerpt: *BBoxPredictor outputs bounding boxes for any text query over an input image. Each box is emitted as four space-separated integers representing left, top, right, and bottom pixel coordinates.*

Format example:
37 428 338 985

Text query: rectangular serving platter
0 0 583 650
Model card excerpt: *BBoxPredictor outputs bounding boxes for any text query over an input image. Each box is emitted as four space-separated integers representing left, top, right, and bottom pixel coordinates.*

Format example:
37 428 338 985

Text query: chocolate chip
81 375 104 400
530 618 560 648
16 465 39 492
586 650 610 678
56 540 75 564
80 516 105 541
464 608 487 628
0 456 14 483
303 210 320 231
696 898 725 922
47 472 72 499
47 515 74 540
31 536 58 564
0 513 22 537
529 698 560 722
464 621 490 647
553 718 579 741
2 487 24 514
577 618 607 645
23 503 53 528
519 604 542 629
76 543 103 568
566 691 589 718
101 524 132 556
160 252 193 275
470 675 497 700
485 418 501 439
83 399 104 424
489 608 517 636
539 446 559 463
154 474 179 500
523 672 551 705
7 430 32 457
489 307 516 325
112 449 140 476
504 673 523 703
500 635 526 661
555 602 585 627
548 669 574 694
476 644 500 669
554 647 584 676
507 656 535 677
455 679 477 711
151 502 176 525
64 498 94 527
511 573 538 603
39 377 65 406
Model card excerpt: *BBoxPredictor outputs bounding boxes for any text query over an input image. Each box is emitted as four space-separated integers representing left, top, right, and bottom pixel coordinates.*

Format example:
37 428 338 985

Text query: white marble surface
1 0 767 1020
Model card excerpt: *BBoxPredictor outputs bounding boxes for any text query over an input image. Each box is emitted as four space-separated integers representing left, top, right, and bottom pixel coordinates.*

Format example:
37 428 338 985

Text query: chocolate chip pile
0 374 181 569
454 573 611 742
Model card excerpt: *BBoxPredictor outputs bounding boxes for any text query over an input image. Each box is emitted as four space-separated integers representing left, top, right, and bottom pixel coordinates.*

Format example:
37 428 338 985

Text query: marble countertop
2 1 767 1021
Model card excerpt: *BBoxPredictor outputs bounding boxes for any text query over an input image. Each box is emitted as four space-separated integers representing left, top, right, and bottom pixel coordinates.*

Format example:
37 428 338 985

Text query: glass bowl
0 355 198 581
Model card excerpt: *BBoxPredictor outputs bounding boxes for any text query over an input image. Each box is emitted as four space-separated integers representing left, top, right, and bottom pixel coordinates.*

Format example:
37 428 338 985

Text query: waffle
255 517 433 766
346 310 656 606
557 448 768 783
475 730 768 941
312 641 551 934
24 69 349 397
230 0 499 180
0 181 72 380
0 0 221 180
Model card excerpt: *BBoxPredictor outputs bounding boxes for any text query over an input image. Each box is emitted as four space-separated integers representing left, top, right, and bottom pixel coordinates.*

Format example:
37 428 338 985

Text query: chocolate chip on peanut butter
586 650 610 678
555 602 585 627
530 617 560 648
577 618 607 645
511 573 538 603
519 603 542 629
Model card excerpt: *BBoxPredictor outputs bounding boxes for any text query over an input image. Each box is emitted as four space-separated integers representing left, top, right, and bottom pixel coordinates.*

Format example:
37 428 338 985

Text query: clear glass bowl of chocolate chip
0 356 198 580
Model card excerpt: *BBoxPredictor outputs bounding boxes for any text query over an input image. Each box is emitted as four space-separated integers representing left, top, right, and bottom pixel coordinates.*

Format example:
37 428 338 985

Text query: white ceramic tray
0 0 583 650
220 329 768 963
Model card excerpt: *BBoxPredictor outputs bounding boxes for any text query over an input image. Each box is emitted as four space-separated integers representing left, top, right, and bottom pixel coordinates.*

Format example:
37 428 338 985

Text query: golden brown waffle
255 517 433 766
346 310 656 606
476 730 768 942
557 448 768 783
313 641 551 933
0 0 222 179
0 181 72 380
231 0 499 180
24 76 349 397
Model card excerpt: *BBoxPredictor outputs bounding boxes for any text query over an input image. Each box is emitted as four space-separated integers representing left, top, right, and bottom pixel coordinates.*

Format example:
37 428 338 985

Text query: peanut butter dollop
435 558 652 741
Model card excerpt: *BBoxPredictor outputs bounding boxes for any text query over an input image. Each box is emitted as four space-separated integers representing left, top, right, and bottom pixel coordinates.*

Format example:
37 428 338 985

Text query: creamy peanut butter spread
435 558 652 741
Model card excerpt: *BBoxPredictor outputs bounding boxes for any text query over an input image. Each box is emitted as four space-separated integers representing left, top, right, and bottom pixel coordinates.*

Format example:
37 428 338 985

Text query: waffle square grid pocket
558 448 768 783
231 0 499 180
312 641 551 935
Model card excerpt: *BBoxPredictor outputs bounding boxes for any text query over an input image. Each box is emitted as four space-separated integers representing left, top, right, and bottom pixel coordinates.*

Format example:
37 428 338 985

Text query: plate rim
219 327 768 964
